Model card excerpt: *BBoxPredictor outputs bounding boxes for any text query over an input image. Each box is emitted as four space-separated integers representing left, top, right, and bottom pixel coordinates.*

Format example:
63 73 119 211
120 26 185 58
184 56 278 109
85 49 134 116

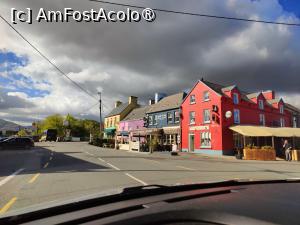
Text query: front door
189 134 195 152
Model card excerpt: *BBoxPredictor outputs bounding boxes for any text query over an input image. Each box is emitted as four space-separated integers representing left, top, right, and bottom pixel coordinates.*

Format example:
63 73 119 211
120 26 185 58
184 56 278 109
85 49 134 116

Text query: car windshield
1 0 300 218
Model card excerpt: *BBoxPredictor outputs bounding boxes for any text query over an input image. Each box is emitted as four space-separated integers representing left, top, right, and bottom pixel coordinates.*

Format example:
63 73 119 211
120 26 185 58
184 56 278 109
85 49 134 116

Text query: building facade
104 96 138 139
146 92 186 151
181 79 296 155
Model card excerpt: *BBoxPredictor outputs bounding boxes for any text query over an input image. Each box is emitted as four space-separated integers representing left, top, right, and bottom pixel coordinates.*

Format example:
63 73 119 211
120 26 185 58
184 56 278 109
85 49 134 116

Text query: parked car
0 137 34 150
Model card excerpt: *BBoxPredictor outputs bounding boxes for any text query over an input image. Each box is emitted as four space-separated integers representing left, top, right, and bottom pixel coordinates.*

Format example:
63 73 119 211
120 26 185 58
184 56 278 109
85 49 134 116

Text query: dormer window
258 99 264 110
203 91 210 101
280 105 284 114
233 93 239 105
190 95 196 104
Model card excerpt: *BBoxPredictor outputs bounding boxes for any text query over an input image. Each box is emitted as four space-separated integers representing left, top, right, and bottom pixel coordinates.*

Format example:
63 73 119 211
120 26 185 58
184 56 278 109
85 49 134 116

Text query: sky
0 0 300 125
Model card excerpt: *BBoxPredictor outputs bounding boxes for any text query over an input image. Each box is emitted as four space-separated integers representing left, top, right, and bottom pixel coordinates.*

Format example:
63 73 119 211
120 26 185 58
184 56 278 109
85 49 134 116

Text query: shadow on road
0 146 109 177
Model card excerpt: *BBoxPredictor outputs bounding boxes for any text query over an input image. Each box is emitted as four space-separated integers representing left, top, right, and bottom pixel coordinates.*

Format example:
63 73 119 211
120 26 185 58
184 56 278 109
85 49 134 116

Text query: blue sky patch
279 0 300 18
0 50 50 97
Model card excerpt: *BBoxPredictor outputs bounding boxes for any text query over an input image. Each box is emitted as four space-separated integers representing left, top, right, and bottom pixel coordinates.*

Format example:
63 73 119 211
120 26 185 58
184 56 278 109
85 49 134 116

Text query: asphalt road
1 142 300 217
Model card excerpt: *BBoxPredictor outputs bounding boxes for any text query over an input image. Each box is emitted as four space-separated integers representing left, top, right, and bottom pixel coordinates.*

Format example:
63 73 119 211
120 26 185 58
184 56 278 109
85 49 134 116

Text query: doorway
189 134 195 152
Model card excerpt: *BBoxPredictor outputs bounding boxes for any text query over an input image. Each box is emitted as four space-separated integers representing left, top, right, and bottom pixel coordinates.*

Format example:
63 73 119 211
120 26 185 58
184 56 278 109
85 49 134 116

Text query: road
1 142 300 216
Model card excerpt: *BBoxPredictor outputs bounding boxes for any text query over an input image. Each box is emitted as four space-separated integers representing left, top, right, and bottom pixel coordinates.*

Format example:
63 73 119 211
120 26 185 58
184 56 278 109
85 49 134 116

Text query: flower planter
243 148 276 161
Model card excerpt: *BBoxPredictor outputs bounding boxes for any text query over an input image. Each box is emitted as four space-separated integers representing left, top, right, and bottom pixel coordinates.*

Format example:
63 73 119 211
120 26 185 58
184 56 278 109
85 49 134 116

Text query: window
167 112 173 124
153 115 158 125
200 132 211 148
189 111 195 124
203 109 210 123
280 105 284 114
148 116 153 125
280 118 285 127
233 93 239 104
293 116 297 128
259 114 265 126
190 95 196 104
203 91 210 101
174 111 180 123
234 109 240 124
258 99 264 110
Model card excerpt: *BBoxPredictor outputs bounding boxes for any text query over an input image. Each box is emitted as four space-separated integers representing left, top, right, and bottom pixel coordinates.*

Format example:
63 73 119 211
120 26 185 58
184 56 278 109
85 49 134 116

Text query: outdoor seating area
231 125 300 161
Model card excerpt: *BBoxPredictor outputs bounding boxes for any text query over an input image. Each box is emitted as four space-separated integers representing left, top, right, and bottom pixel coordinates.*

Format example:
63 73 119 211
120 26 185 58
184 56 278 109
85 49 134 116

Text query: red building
181 79 297 155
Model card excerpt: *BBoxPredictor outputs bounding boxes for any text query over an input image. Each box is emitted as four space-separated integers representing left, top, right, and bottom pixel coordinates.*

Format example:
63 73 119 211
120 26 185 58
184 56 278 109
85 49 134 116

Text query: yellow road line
28 173 40 184
0 197 17 215
43 162 49 168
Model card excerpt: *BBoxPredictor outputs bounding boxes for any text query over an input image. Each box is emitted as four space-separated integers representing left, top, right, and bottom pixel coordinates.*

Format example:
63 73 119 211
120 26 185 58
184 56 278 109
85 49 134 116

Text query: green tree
17 129 28 137
40 114 64 136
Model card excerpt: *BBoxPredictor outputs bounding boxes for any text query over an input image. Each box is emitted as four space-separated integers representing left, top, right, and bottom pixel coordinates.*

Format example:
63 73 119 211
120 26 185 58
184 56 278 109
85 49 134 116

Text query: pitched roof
123 105 151 120
284 103 300 113
105 102 129 118
267 98 282 104
147 92 185 113
221 85 236 92
246 92 261 99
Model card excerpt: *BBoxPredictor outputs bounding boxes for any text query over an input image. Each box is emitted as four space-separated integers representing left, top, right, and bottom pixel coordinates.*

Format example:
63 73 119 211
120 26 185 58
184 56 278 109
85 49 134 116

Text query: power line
0 14 98 101
90 0 300 27
77 102 99 116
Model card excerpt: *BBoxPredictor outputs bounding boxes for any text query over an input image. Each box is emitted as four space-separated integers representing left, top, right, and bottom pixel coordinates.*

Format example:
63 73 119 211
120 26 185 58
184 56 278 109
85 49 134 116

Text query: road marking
49 156 53 161
176 166 196 171
28 173 40 184
106 163 121 171
0 197 17 215
43 162 49 168
51 152 54 156
85 152 94 156
146 159 161 164
97 158 106 163
0 168 24 187
125 173 148 186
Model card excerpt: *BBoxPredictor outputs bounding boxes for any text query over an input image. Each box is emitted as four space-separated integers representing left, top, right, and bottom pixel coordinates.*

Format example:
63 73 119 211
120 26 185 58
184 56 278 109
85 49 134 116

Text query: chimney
149 99 155 105
155 93 167 104
115 101 122 108
262 90 275 100
129 96 138 105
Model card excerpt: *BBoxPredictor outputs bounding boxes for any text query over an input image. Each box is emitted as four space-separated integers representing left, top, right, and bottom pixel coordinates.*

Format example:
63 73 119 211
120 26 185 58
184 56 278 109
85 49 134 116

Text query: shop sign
189 126 209 131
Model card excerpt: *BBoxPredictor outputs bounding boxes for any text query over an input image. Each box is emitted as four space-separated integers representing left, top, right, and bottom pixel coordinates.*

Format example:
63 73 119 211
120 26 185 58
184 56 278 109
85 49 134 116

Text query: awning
163 126 180 135
116 131 129 136
104 127 116 135
230 125 300 137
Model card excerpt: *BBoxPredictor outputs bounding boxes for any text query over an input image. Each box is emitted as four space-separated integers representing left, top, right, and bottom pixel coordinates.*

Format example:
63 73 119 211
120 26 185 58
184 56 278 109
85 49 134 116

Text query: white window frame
280 118 285 127
233 93 239 105
259 114 265 126
167 112 173 124
280 105 284 114
174 111 180 123
190 95 196 104
203 109 211 124
203 91 210 102
153 115 158 125
234 109 240 124
258 99 264 110
189 111 195 125
200 132 211 148
148 116 153 125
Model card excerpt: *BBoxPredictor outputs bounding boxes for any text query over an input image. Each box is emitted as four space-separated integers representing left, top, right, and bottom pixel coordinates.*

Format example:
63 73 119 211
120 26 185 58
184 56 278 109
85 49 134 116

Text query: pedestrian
283 139 292 161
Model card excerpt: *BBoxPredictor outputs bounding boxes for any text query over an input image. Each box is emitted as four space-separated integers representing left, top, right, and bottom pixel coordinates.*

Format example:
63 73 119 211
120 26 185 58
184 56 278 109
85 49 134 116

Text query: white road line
176 166 196 171
106 163 121 171
0 168 24 187
125 173 148 186
97 158 106 163
146 159 161 164
85 152 94 156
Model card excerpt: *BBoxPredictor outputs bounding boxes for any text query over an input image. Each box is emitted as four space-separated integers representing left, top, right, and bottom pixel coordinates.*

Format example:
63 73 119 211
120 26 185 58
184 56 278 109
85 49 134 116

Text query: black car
0 137 34 150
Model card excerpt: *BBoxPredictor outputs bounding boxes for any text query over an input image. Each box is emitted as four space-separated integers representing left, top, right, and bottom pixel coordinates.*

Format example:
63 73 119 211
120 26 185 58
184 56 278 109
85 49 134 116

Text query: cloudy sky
0 0 300 125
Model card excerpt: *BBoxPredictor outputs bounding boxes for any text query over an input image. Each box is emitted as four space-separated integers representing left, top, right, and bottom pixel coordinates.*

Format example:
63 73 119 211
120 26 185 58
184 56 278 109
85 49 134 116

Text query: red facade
181 80 293 155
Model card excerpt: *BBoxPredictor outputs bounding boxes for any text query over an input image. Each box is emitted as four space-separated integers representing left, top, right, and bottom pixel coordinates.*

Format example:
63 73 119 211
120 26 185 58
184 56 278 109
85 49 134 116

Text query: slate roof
246 92 261 99
202 80 253 103
105 102 129 118
147 92 185 114
285 103 300 113
123 105 151 120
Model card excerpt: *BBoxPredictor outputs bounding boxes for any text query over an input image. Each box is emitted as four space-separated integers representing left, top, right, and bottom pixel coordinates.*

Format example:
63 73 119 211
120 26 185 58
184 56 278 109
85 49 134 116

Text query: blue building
146 92 186 151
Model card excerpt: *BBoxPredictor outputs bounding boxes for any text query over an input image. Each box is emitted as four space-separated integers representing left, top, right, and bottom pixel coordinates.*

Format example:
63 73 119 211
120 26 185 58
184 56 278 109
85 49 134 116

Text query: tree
17 129 28 137
40 114 64 136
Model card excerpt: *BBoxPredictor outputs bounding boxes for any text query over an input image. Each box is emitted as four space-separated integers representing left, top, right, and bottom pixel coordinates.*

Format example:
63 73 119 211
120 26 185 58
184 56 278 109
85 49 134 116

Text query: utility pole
98 92 102 138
